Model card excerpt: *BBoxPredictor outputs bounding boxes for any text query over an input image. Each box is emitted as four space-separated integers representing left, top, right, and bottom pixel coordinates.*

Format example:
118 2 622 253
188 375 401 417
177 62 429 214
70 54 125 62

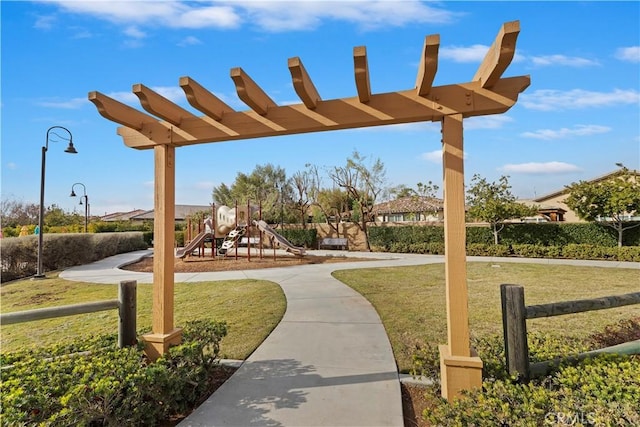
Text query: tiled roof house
372 196 444 223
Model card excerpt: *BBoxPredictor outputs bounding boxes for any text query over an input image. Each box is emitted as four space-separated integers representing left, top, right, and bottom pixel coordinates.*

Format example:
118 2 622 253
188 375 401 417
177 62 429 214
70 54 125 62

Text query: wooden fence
1 280 137 348
500 284 640 381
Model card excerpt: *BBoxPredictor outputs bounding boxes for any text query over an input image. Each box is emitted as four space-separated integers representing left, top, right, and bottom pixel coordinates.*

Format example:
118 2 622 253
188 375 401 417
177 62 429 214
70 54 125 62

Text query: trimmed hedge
279 228 317 248
0 232 148 282
369 223 640 249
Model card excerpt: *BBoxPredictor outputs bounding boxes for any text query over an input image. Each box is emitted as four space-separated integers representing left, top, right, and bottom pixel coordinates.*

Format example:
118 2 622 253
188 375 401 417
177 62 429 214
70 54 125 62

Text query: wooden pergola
89 21 529 400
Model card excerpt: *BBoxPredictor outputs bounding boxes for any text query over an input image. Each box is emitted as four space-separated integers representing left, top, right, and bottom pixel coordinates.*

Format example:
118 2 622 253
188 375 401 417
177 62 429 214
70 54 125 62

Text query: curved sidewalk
60 251 639 427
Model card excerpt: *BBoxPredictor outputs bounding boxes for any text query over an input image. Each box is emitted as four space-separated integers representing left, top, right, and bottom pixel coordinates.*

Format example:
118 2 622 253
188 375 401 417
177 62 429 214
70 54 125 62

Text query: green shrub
0 320 228 426
422 354 640 426
280 228 317 248
0 232 148 282
466 243 511 257
511 244 562 258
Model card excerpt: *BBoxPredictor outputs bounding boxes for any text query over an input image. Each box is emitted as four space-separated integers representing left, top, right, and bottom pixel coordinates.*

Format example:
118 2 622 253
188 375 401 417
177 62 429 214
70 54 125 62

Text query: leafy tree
389 181 440 200
0 198 39 227
564 167 640 247
416 181 440 198
329 151 387 251
212 164 289 224
466 174 537 244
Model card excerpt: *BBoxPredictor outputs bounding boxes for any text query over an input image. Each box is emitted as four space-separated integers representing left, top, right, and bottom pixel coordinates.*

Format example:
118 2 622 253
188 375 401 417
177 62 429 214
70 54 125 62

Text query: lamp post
70 182 89 233
34 126 77 279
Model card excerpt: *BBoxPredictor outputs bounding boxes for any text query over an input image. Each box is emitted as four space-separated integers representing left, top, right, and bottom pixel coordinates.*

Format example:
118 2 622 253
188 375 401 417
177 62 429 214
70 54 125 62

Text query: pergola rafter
89 20 529 401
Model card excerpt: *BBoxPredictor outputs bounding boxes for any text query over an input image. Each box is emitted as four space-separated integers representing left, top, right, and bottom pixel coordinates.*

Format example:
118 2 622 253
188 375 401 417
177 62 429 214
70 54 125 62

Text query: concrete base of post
142 328 183 361
439 344 483 401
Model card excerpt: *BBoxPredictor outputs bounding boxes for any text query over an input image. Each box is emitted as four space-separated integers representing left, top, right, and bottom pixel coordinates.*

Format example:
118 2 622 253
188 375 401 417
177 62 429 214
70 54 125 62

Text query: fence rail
500 284 640 381
0 280 137 348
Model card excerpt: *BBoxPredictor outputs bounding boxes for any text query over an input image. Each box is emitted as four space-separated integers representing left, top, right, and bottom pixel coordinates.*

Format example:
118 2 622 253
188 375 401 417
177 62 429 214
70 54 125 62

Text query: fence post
119 280 137 348
500 284 530 381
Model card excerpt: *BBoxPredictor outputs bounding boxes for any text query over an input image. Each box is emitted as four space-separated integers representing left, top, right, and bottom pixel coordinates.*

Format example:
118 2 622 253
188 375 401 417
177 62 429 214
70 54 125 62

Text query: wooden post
439 114 483 400
142 144 182 360
500 284 530 381
247 199 251 261
118 280 137 348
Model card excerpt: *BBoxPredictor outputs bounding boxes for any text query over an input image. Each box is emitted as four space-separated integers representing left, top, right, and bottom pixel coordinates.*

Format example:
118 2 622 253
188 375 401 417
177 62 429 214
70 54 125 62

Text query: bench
319 237 348 250
238 237 261 247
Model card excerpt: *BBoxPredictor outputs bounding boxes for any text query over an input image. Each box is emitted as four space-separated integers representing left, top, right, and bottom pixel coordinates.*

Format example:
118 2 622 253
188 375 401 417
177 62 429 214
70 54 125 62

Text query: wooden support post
500 284 531 381
247 199 251 262
118 280 137 348
439 114 483 400
142 144 182 360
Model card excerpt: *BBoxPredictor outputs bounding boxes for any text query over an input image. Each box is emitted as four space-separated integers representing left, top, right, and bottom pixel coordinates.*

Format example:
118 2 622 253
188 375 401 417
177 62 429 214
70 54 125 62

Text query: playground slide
175 230 212 258
253 220 306 256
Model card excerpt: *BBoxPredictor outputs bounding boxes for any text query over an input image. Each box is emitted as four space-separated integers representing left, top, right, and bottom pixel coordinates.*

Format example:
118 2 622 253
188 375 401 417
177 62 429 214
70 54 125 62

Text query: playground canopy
89 21 529 400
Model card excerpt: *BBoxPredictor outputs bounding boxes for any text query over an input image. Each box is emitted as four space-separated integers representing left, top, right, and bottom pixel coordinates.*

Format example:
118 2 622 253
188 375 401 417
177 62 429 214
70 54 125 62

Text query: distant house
372 196 444 223
100 209 147 222
517 200 566 222
130 205 212 222
532 169 639 223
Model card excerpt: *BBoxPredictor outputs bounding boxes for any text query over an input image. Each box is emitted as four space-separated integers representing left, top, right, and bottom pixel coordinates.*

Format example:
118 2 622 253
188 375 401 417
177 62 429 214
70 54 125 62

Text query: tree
389 181 439 200
0 198 39 227
564 167 640 247
212 164 288 224
291 167 316 228
466 174 537 244
329 151 387 251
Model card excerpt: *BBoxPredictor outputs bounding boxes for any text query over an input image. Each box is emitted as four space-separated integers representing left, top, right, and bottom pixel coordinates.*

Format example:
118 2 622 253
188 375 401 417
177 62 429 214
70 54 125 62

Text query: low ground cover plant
419 322 640 426
1 320 231 426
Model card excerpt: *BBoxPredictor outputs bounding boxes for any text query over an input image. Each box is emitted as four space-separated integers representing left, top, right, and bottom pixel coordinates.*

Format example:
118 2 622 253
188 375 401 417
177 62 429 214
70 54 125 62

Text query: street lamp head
70 189 77 197
64 142 78 154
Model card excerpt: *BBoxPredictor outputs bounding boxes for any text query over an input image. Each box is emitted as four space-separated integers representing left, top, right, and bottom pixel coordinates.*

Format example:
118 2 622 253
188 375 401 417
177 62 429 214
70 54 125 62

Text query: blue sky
2 1 639 217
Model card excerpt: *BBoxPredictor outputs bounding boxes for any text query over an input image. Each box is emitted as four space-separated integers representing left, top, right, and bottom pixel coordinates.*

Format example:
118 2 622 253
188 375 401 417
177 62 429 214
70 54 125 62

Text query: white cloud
37 97 89 109
439 44 489 63
521 125 611 140
530 54 599 67
123 26 146 39
34 14 56 30
178 36 202 47
420 149 467 164
615 46 640 63
6 162 18 170
42 1 457 32
421 150 442 163
520 88 640 111
500 162 581 175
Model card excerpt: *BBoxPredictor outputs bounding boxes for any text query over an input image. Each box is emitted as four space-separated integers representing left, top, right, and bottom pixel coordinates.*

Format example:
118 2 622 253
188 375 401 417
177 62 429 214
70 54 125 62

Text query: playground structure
175 203 305 259
90 21 529 400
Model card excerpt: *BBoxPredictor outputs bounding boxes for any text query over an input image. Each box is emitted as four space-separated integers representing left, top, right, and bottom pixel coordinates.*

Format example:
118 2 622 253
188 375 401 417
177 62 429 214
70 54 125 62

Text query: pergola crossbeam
416 34 440 96
473 20 520 88
353 46 371 103
230 67 277 115
88 91 157 131
133 83 197 126
288 57 322 109
114 76 529 149
180 76 235 120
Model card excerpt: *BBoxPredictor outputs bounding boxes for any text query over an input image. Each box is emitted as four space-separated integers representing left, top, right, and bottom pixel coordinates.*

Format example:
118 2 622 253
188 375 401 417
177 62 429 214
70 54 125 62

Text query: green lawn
333 262 640 372
0 275 286 359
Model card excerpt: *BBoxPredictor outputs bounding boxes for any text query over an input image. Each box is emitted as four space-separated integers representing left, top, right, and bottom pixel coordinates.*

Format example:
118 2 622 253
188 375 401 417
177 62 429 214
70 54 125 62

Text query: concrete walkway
59 251 639 426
